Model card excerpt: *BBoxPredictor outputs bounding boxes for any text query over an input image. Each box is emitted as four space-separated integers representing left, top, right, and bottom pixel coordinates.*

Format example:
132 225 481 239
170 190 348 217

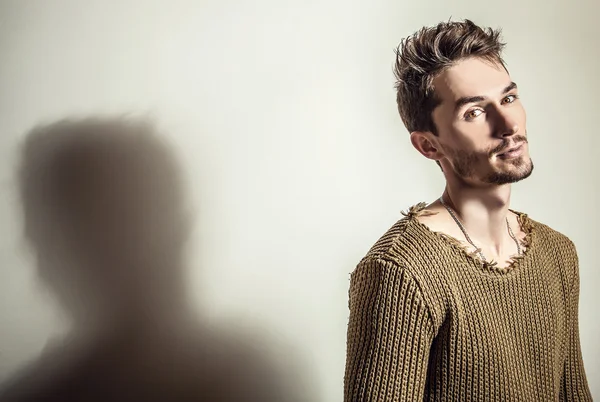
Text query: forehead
433 57 511 104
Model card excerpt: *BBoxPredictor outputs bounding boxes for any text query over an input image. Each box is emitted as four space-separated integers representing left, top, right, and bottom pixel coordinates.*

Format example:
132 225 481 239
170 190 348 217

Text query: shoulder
360 202 438 266
528 215 578 255
352 203 430 281
526 215 580 289
353 202 452 286
350 203 447 326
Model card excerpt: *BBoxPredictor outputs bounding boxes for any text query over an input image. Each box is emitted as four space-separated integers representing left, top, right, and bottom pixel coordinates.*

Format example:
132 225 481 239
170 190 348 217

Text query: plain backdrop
0 0 598 400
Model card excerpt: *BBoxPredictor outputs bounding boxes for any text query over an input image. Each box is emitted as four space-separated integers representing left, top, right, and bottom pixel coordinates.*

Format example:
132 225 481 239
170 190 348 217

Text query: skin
410 57 534 268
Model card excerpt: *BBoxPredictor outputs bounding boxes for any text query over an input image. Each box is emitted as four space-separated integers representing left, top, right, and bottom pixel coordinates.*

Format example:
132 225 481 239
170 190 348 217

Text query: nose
494 109 519 138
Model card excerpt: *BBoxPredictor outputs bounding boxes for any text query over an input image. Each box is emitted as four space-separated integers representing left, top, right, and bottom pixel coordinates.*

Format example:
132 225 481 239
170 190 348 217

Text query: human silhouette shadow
0 117 311 402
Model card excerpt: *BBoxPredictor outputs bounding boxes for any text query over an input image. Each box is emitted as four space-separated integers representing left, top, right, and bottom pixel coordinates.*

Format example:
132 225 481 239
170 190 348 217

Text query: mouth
497 143 525 159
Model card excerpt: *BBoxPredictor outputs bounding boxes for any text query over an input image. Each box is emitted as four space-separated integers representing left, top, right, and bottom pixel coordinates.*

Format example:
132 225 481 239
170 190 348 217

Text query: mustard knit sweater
344 203 592 401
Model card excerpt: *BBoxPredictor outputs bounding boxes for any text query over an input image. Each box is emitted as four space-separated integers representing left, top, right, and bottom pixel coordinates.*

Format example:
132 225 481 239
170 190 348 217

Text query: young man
344 20 592 401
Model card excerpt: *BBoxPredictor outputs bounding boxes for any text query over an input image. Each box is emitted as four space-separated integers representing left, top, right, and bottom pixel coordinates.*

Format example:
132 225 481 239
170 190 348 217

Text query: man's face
430 57 533 185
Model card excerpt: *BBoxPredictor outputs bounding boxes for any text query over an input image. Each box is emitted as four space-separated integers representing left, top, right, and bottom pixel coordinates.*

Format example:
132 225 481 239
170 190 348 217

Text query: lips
497 143 523 159
497 142 524 157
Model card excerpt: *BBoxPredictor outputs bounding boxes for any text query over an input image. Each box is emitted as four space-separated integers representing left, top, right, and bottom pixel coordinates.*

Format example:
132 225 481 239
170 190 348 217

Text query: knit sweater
344 203 592 401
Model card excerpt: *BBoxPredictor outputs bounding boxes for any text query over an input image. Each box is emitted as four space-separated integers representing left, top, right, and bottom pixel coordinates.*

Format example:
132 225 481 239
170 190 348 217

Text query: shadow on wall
0 117 314 402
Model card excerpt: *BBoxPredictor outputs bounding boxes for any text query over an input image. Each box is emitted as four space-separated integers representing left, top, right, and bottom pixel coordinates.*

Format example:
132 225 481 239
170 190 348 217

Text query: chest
429 256 570 388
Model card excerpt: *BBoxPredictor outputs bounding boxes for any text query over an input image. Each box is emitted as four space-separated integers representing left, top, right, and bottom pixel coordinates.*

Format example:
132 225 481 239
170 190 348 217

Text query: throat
477 237 525 268
436 196 527 268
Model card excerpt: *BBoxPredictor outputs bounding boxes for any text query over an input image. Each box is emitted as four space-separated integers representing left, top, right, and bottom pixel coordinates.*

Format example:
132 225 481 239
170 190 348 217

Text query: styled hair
393 19 506 135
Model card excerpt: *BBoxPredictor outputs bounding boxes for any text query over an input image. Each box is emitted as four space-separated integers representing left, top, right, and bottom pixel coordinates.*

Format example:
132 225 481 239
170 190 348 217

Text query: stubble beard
449 143 534 185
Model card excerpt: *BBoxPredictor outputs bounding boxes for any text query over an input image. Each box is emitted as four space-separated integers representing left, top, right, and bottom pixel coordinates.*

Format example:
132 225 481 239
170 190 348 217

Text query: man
343 20 592 401
0 118 306 402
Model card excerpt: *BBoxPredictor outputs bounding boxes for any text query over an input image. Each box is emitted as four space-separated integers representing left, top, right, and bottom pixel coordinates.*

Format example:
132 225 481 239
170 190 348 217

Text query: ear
410 131 444 162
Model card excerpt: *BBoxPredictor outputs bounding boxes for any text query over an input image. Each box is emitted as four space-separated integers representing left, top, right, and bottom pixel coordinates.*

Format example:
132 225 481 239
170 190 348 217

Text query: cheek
439 133 488 159
442 143 493 172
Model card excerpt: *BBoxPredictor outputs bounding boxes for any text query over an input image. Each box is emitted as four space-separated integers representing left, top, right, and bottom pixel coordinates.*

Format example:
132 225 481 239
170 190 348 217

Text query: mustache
490 135 528 156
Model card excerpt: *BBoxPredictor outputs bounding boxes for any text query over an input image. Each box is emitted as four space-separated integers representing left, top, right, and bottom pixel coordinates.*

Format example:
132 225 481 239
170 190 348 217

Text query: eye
464 109 483 121
502 94 519 104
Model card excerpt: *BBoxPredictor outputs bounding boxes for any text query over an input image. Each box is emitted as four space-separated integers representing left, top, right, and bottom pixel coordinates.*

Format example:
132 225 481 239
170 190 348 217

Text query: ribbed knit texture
344 203 592 401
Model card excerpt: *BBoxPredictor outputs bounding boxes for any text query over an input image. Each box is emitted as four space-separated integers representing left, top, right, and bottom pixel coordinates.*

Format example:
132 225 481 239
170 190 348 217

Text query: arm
560 249 592 401
343 258 435 402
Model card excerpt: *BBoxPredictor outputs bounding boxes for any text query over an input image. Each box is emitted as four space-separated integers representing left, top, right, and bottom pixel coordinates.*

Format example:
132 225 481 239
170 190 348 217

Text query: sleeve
559 248 593 402
343 258 435 402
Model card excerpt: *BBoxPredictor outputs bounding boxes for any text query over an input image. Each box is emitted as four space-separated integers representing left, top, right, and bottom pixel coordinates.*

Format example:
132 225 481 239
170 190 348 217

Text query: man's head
394 19 533 185
19 117 190 321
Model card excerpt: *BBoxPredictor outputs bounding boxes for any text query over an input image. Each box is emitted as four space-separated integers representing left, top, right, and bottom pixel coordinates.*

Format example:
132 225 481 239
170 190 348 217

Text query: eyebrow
454 82 518 111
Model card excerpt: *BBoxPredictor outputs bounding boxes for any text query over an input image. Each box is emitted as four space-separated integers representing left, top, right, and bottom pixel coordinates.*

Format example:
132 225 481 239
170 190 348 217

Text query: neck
442 181 513 252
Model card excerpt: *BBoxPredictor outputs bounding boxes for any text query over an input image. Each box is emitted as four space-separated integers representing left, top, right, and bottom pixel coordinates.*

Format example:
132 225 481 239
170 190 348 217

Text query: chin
486 158 534 185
